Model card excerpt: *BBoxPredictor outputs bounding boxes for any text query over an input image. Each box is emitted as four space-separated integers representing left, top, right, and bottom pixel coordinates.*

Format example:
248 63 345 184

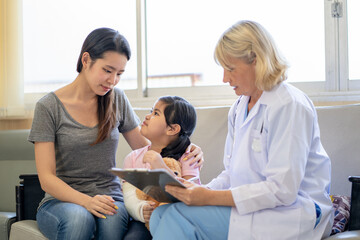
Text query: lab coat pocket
250 130 268 172
299 198 317 237
252 206 301 239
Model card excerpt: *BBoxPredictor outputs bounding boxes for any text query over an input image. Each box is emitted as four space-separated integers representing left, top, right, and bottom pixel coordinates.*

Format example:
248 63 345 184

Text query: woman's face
222 57 258 97
83 51 128 96
140 100 170 142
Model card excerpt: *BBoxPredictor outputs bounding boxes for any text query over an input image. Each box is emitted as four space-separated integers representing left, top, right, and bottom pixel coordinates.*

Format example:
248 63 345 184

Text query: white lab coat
207 82 333 240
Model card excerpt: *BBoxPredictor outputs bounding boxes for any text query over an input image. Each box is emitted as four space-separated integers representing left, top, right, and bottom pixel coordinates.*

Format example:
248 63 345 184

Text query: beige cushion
10 220 47 240
324 231 360 240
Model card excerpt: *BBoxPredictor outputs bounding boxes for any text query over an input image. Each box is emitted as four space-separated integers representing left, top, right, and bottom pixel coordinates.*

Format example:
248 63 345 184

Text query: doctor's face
222 57 258 97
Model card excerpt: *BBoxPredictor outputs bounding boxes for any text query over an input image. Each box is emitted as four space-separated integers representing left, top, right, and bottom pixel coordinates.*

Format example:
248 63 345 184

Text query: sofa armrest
349 177 360 184
16 174 45 221
0 212 16 240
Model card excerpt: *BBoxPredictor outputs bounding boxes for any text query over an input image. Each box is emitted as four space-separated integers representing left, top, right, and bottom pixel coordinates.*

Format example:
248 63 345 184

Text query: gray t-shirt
28 88 140 206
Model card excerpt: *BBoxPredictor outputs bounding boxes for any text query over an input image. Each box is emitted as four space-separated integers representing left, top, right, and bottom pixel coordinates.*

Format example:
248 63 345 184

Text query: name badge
252 138 262 153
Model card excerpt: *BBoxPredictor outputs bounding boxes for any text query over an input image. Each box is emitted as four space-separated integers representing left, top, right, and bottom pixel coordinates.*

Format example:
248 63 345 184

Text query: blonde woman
149 20 333 240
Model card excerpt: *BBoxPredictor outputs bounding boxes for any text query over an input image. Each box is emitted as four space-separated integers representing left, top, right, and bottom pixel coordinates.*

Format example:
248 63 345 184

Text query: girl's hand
184 143 204 169
84 195 118 218
143 150 167 169
143 201 157 223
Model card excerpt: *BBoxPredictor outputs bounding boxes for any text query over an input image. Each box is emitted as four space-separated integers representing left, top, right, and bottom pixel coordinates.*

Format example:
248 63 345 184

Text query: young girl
122 96 200 229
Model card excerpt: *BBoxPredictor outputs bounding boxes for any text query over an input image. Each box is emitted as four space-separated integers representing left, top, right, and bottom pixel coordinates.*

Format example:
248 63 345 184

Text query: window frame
23 0 360 110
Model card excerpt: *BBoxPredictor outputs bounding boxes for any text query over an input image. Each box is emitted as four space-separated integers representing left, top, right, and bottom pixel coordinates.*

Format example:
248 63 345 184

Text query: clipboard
110 167 186 203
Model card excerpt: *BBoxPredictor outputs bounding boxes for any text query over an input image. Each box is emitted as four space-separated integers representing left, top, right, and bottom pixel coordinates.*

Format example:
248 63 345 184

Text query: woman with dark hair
28 28 203 240
122 96 199 232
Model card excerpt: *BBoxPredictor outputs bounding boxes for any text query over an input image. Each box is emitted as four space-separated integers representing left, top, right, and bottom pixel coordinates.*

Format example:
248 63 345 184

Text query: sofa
1 104 360 239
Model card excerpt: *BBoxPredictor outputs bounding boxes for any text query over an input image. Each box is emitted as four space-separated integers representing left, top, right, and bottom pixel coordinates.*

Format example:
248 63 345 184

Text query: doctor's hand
165 179 209 206
143 150 167 169
185 143 204 169
84 195 118 219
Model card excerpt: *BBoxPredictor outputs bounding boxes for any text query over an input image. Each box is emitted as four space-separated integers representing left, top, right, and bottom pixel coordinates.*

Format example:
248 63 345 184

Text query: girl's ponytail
158 96 196 160
161 133 191 160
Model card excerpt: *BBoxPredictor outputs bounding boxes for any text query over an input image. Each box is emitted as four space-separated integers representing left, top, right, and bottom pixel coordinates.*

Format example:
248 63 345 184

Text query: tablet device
110 168 186 203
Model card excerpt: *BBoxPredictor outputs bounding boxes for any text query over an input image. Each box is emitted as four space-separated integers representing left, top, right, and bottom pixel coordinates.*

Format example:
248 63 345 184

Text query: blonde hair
214 20 288 91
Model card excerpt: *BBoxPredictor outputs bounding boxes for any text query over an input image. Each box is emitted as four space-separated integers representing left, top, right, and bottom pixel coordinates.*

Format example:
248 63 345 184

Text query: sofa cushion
325 230 360 240
9 220 47 240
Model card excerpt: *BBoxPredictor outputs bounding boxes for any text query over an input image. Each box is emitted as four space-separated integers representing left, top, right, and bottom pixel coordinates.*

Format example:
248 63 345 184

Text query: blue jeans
150 202 231 240
124 219 152 240
36 199 129 240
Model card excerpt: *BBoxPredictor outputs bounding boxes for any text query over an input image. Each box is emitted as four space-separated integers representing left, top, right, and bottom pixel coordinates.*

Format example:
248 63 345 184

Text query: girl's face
83 51 128 96
222 57 258 97
140 100 170 142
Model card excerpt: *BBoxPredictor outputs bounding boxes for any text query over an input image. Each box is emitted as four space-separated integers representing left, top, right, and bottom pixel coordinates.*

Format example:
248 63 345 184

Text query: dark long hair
159 96 197 160
76 28 131 145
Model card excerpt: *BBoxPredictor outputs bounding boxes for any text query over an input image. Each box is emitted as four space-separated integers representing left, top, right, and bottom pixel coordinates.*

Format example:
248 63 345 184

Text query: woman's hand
143 201 157 223
185 143 204 169
84 195 118 218
143 150 167 169
165 179 209 206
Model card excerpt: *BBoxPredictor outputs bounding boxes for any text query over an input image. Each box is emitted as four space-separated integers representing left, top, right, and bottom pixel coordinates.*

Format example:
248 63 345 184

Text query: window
18 0 360 106
23 0 137 93
348 0 360 81
146 0 325 89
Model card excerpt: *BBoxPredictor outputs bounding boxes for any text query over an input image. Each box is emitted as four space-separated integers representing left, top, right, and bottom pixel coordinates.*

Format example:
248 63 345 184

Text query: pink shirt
123 145 199 177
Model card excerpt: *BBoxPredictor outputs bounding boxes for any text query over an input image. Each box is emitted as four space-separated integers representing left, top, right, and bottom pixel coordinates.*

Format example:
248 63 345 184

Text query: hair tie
180 130 189 137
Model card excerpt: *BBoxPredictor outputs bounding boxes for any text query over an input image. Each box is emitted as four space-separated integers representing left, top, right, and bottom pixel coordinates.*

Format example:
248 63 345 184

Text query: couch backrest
0 130 37 212
116 105 360 196
1 104 359 211
0 130 35 160
316 104 360 196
